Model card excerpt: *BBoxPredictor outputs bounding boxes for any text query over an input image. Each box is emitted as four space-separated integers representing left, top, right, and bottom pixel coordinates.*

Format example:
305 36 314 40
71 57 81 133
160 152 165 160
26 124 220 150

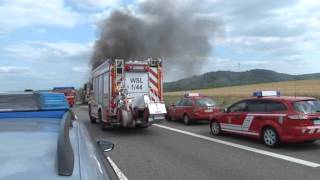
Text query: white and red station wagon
210 91 320 147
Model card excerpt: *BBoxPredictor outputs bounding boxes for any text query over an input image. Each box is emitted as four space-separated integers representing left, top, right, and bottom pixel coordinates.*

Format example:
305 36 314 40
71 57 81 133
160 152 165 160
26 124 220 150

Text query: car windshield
196 98 216 107
0 94 39 111
294 100 320 114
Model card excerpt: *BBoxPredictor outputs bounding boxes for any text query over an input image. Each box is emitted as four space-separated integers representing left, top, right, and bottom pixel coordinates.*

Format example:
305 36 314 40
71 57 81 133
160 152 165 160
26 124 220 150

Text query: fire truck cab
88 58 166 130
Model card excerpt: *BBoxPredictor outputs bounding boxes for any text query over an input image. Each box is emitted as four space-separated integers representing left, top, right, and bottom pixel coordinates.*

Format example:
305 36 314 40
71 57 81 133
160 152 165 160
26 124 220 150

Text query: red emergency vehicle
88 58 166 130
52 87 76 107
167 93 220 125
210 91 320 147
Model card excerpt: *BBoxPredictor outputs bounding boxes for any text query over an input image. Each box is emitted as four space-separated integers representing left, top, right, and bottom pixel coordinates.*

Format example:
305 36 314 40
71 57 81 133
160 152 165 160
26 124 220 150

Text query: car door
245 100 269 132
184 99 195 118
175 99 188 120
249 100 287 132
168 99 181 120
223 101 249 131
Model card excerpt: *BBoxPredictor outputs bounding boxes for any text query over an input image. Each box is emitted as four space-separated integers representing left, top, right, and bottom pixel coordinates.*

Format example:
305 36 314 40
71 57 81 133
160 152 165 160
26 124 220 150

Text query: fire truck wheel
262 127 280 147
90 116 96 124
89 106 96 124
183 114 190 125
98 110 108 131
210 121 221 136
136 123 149 129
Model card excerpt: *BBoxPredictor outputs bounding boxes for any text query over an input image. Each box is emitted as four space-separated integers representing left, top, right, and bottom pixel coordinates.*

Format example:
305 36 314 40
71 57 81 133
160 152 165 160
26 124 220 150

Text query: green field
164 79 320 107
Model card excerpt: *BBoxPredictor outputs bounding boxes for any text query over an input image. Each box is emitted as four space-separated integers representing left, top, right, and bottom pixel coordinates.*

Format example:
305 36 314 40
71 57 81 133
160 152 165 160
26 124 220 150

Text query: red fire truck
88 58 167 130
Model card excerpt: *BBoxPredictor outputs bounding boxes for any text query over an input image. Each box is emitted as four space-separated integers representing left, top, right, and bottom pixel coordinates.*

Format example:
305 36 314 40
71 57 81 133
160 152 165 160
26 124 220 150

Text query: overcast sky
0 0 319 91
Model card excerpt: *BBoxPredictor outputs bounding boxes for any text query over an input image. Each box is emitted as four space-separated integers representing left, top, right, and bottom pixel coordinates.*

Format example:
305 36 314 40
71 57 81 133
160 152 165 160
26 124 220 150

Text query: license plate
154 115 164 120
204 109 213 113
313 120 320 125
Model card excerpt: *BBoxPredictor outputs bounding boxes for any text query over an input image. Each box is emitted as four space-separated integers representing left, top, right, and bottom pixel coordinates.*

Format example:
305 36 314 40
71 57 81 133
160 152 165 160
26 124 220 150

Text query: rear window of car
0 94 39 111
196 98 216 107
294 100 320 114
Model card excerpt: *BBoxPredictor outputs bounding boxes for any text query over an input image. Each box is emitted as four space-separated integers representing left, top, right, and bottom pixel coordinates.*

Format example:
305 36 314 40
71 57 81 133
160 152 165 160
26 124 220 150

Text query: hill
164 79 320 107
164 69 320 92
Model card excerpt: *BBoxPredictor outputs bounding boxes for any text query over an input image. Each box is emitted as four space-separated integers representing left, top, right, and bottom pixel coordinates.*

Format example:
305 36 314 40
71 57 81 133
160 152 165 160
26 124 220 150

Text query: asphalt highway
75 105 320 180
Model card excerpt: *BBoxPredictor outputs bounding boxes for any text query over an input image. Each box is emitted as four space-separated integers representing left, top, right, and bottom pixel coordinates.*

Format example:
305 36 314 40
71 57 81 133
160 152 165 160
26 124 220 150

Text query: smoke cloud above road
91 0 222 79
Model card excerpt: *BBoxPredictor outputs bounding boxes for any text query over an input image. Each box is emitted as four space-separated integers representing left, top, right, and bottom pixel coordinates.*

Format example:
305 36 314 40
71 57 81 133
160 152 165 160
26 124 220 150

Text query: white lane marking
107 157 128 180
153 124 320 168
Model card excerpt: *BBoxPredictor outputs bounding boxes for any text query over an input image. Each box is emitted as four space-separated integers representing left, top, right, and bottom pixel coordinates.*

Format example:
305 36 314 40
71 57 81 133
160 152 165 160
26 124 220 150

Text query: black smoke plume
91 0 222 80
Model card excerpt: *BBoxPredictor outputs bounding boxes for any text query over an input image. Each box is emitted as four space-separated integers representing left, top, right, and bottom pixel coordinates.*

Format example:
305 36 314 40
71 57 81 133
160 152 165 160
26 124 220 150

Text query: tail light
124 65 132 71
288 114 308 120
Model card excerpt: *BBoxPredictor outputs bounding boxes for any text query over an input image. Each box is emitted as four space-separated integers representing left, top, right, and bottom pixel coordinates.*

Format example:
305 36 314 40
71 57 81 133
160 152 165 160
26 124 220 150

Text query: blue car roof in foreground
0 92 69 119
0 93 77 178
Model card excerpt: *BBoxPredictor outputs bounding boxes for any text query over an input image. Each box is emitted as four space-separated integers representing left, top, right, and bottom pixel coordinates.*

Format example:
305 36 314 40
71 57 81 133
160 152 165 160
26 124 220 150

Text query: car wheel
166 114 172 121
183 114 190 125
89 106 96 124
263 127 280 147
210 121 221 136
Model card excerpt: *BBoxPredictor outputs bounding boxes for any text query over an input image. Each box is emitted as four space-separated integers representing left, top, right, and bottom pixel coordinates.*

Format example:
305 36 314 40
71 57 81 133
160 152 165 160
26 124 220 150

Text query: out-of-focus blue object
0 92 116 180
0 92 69 119
37 92 70 111
0 111 66 119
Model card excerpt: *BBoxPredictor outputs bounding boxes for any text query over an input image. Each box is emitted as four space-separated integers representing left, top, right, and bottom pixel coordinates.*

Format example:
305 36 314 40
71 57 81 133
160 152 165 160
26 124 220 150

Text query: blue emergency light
253 91 280 97
37 92 70 110
0 92 69 119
